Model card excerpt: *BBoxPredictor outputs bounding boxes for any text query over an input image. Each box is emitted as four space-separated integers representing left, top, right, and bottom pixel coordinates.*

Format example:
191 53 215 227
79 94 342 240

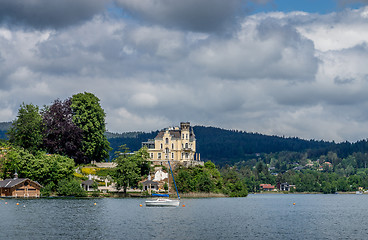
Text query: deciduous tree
112 146 150 194
71 92 111 162
42 98 85 163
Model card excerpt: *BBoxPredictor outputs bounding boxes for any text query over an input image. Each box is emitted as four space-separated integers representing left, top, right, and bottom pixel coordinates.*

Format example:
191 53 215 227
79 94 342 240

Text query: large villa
142 122 203 168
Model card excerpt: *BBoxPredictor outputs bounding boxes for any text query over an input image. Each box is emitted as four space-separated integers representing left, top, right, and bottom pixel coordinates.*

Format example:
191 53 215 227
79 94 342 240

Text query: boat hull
145 199 180 207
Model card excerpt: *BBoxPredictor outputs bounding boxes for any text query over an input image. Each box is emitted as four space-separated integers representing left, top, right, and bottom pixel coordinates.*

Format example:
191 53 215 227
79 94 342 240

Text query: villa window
165 148 169 154
185 143 188 149
166 138 169 144
172 153 174 159
158 153 161 159
172 143 174 149
160 143 163 149
150 153 153 159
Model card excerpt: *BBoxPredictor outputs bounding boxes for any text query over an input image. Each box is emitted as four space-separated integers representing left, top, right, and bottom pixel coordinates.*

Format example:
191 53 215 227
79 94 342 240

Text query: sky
1 0 368 142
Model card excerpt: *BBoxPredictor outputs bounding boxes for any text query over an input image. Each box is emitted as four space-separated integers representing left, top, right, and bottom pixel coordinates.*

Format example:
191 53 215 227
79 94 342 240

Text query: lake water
1 194 367 239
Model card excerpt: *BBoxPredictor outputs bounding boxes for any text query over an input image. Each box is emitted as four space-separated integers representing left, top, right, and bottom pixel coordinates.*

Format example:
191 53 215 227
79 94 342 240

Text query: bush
95 168 115 177
57 179 87 197
41 182 56 197
81 167 97 175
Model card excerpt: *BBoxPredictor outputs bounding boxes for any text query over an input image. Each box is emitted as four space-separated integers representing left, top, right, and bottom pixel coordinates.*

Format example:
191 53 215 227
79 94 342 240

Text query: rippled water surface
1 194 368 239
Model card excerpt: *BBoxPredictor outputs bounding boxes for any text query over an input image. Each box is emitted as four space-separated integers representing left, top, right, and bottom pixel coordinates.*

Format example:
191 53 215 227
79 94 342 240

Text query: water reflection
1 195 368 239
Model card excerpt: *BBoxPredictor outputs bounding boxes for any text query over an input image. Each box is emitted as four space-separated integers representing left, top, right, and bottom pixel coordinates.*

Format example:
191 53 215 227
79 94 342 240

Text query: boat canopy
152 193 169 197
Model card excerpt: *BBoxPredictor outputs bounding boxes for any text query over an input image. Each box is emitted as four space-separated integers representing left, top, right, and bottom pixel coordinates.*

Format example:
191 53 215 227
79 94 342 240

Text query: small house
142 180 159 192
81 175 96 191
259 184 275 191
0 174 42 198
279 182 290 191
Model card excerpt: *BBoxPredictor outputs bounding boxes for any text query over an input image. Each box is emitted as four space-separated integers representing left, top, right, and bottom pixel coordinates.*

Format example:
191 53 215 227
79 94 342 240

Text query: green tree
1 146 75 188
112 146 150 194
71 92 111 162
8 103 43 153
57 179 87 197
197 171 215 192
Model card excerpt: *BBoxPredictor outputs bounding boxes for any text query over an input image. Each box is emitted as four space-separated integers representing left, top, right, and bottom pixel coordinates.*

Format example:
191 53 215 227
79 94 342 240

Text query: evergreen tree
8 103 43 153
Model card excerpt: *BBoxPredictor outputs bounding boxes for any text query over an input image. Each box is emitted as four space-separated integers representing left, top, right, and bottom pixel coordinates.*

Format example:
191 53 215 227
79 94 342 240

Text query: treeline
222 149 368 194
6 92 111 164
105 126 368 168
108 131 158 160
0 142 86 196
175 161 248 197
0 122 11 140
193 126 333 165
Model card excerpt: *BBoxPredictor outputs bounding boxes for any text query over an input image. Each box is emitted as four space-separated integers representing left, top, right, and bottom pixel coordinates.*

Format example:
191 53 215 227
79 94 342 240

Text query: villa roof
155 130 181 139
0 178 42 188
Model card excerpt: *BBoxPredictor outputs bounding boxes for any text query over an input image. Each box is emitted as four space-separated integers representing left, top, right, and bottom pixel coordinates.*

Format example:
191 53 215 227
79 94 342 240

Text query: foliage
57 179 87 197
71 92 111 162
175 161 223 194
81 167 98 175
226 180 248 197
8 103 44 153
95 168 115 177
42 98 85 163
0 145 75 189
40 182 56 197
73 172 87 180
112 146 150 194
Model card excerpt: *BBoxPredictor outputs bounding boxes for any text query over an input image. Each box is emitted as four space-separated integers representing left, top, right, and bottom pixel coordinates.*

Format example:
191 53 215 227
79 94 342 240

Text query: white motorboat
145 198 180 207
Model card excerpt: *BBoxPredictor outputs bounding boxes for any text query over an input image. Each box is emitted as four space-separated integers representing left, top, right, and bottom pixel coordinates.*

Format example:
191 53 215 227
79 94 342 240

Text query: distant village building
259 184 275 191
277 182 295 191
142 122 204 168
0 173 42 198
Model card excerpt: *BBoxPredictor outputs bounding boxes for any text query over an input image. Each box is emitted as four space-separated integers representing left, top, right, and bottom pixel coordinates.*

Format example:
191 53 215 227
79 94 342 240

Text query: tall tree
8 103 43 153
71 92 111 162
112 146 150 194
42 98 85 163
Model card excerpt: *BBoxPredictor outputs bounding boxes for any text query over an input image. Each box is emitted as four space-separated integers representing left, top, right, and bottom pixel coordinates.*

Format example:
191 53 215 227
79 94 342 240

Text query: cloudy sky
1 0 368 142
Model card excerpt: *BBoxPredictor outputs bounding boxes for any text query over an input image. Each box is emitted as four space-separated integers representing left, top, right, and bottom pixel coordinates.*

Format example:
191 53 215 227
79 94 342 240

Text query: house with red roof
260 184 275 191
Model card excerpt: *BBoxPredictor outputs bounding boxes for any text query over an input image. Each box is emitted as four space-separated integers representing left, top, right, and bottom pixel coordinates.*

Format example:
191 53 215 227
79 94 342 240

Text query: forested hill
105 126 335 165
193 126 334 165
2 121 368 166
0 122 11 139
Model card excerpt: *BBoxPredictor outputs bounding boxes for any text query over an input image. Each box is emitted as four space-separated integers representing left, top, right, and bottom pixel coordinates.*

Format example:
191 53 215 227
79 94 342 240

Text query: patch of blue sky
251 0 365 14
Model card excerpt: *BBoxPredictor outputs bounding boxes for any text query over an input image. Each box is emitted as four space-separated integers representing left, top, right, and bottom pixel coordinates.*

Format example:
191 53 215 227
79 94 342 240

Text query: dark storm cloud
0 0 108 29
115 0 272 32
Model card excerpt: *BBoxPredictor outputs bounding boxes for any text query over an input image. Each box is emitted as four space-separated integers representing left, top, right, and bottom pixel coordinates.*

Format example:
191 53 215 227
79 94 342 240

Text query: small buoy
94 203 97 206
293 203 296 205
23 205 26 208
182 204 185 207
5 202 7 204
139 204 143 207
16 203 19 205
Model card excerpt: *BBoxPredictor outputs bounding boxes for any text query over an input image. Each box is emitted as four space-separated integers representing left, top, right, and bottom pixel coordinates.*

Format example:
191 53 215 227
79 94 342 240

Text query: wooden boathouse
0 174 42 198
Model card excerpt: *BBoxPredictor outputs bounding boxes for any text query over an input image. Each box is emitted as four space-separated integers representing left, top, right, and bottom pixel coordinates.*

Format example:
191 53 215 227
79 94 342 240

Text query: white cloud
1 4 368 142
